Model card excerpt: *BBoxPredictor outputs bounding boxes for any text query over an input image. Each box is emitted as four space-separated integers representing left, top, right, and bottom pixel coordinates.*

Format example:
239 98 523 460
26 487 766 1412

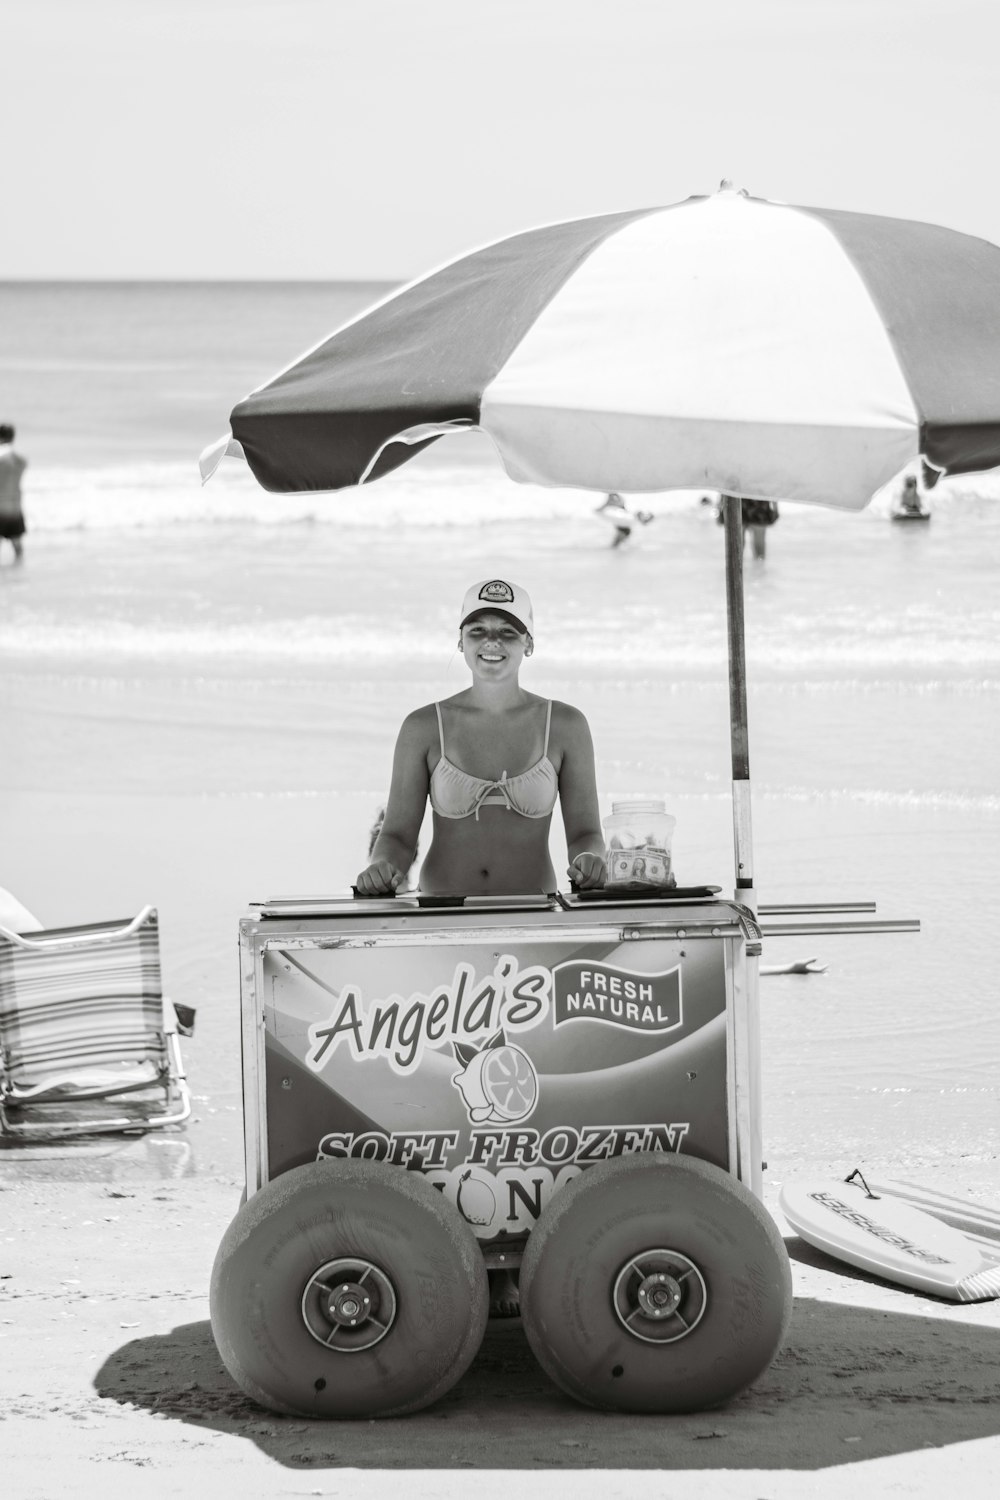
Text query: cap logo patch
479 580 514 604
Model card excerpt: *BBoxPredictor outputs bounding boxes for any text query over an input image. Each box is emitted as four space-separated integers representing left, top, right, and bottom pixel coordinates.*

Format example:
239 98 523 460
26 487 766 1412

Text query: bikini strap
434 702 446 757
543 699 553 756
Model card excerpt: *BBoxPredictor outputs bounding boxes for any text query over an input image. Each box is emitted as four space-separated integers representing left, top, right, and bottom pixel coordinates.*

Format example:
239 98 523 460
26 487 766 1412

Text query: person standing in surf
0 423 28 564
356 578 607 896
894 474 930 518
716 494 779 559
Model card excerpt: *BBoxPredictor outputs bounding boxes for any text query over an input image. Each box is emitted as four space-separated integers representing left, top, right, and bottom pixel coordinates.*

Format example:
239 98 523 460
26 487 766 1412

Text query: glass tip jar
603 798 676 888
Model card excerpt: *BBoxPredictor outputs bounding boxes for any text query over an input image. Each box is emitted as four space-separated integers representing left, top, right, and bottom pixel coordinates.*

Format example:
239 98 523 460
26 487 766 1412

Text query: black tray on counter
572 885 722 902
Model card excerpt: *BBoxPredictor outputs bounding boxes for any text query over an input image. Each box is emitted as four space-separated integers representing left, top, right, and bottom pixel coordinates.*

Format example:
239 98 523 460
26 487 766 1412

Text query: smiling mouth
479 652 505 662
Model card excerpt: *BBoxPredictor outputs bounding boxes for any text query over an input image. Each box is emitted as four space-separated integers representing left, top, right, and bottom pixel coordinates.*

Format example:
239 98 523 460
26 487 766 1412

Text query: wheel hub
612 1248 707 1344
636 1270 683 1318
301 1257 397 1353
325 1280 371 1327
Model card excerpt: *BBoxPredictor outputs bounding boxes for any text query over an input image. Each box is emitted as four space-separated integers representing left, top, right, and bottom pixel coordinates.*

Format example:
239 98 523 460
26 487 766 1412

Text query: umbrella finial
717 179 749 197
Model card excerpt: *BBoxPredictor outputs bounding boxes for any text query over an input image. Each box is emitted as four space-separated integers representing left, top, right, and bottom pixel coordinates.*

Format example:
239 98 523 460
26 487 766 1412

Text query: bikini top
429 700 559 821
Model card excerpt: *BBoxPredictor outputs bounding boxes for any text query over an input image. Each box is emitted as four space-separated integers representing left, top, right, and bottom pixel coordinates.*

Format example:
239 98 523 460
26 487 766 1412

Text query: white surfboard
778 1178 1000 1302
862 1177 1000 1243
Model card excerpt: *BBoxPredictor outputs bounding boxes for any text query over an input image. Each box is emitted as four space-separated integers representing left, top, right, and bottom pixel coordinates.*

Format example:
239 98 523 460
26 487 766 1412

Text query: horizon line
0 275 403 287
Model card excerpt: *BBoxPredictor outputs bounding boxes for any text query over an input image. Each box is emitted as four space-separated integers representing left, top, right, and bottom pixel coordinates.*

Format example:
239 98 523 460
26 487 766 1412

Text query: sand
2 505 999 1496
2 792 998 1498
2 1163 999 1499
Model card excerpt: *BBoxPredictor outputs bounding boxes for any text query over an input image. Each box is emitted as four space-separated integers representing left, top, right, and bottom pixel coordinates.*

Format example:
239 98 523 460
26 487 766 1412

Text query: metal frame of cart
238 893 918 1213
239 896 759 1209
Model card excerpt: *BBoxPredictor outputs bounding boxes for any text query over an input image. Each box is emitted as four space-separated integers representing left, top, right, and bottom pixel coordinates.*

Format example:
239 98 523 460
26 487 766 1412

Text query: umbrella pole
722 494 763 1197
721 495 755 911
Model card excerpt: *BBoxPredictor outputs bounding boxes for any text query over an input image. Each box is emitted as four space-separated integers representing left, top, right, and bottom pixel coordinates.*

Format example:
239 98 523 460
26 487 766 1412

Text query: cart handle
758 917 920 937
758 901 877 915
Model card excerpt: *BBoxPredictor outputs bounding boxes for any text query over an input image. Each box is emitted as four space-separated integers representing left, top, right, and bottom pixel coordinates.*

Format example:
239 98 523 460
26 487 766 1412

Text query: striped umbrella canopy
201 183 1000 509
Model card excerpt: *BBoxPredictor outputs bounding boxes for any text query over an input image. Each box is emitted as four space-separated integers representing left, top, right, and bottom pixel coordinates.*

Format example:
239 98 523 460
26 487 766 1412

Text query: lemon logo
451 1029 539 1124
456 1168 498 1228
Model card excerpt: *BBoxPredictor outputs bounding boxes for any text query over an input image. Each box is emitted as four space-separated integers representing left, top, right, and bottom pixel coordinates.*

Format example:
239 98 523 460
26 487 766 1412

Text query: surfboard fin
957 1264 1000 1302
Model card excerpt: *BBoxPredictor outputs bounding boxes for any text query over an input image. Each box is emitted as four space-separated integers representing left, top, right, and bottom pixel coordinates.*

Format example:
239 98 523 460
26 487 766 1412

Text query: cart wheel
210 1159 489 1418
519 1153 792 1413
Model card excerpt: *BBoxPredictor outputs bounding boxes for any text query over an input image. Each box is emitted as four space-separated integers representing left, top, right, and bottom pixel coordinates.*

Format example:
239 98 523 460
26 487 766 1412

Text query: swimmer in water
596 492 654 548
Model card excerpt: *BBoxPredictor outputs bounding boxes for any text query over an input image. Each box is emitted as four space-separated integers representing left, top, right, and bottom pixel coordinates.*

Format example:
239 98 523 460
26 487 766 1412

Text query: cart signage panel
254 922 733 1246
303 952 550 1076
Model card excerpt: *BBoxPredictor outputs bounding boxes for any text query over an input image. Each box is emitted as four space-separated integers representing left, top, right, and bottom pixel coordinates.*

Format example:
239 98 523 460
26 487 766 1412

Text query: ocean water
1 281 998 1179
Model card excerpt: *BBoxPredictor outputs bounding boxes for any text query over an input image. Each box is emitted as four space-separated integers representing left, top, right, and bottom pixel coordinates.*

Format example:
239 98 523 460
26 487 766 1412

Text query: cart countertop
248 887 727 920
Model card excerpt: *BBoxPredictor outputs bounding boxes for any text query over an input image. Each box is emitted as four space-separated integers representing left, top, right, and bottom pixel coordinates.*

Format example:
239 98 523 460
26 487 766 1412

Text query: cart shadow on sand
93 1255 1000 1472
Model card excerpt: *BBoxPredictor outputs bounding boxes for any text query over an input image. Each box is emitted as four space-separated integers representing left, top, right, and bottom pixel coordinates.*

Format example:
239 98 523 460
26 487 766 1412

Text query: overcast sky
3 0 999 280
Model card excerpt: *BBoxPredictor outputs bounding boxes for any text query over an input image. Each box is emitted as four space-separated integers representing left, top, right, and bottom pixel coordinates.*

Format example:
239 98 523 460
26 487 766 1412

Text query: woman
356 578 607 896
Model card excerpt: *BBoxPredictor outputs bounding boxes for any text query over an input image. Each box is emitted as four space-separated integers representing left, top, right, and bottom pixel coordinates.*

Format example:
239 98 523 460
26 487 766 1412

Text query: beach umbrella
200 183 1000 506
199 183 1000 918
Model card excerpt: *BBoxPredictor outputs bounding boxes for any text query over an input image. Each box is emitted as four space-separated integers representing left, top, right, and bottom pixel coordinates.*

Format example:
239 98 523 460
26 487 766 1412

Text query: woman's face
460 612 531 678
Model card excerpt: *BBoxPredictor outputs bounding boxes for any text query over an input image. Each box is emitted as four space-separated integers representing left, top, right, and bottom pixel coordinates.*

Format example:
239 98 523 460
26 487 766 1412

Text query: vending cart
209 885 915 1419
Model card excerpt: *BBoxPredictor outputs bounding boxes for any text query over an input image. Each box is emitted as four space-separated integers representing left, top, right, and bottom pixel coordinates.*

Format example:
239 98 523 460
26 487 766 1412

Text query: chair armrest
0 906 156 951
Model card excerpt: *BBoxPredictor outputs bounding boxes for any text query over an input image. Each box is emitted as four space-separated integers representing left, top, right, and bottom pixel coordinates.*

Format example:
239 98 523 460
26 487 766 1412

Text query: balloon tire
519 1153 792 1413
210 1159 489 1418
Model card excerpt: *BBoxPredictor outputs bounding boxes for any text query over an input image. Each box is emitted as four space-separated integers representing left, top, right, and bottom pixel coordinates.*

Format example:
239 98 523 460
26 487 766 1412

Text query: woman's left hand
568 852 606 889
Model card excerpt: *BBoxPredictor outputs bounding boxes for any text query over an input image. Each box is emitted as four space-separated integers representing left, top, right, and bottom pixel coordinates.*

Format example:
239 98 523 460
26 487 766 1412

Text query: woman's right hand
355 860 405 897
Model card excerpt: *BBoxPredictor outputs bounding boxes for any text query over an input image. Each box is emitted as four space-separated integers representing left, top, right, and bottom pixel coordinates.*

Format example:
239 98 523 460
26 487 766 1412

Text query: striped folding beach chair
0 906 191 1138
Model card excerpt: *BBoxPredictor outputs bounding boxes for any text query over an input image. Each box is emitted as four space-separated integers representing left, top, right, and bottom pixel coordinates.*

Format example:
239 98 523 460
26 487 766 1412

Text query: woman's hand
568 851 606 890
356 860 405 897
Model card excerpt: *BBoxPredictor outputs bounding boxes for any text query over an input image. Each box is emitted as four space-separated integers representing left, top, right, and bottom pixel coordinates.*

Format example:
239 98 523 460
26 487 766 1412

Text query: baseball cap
459 578 533 636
